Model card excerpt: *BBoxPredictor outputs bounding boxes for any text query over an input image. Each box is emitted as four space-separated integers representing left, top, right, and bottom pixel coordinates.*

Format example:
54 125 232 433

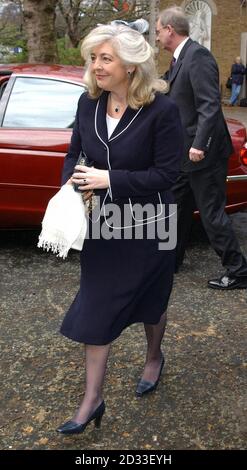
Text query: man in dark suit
157 6 247 289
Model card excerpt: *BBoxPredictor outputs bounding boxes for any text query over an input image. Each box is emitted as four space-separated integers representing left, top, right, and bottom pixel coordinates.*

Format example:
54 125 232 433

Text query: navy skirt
60 219 175 345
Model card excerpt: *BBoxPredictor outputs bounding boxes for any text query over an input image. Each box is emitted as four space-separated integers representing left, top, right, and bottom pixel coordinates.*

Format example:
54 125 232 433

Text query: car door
226 119 247 210
0 74 85 228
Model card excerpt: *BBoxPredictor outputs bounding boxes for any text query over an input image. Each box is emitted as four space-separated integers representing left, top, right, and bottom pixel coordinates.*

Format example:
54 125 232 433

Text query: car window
0 81 8 100
2 76 85 128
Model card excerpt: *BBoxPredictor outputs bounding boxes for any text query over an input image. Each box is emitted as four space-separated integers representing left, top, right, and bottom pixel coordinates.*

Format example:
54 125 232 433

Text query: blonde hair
81 24 168 109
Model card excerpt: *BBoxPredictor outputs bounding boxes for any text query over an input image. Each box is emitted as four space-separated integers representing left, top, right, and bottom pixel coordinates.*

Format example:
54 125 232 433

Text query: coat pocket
129 192 165 225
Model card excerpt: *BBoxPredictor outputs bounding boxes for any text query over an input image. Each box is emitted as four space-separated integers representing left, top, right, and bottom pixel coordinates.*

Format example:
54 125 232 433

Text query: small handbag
37 184 87 259
226 76 232 89
73 152 98 213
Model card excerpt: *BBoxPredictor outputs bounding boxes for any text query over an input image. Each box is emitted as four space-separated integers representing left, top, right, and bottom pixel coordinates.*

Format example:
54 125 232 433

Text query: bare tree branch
57 0 150 48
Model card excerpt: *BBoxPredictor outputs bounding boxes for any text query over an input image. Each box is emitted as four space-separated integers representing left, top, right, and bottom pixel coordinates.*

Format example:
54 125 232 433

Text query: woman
57 23 183 435
229 56 246 106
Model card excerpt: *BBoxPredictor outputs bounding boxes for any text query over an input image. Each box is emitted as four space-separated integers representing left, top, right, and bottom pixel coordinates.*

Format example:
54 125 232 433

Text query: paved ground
0 210 246 451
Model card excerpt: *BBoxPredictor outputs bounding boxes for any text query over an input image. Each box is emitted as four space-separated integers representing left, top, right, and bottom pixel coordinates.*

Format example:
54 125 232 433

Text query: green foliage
0 25 17 46
7 49 28 63
57 37 83 65
0 21 27 63
1 36 84 65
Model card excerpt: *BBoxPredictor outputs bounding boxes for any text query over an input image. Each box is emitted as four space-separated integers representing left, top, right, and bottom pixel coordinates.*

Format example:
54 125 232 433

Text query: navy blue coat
231 63 246 86
60 91 183 345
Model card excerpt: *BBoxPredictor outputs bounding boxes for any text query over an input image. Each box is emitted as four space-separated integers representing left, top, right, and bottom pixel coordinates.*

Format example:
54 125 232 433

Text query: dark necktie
169 56 176 79
170 56 176 69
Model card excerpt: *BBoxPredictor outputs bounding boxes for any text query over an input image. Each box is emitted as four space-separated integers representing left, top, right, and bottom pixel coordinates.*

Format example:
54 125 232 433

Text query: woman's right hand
66 177 93 201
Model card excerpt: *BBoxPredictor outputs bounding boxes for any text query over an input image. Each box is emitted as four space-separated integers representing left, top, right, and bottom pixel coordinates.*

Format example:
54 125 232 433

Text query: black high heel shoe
56 401 105 435
136 355 165 397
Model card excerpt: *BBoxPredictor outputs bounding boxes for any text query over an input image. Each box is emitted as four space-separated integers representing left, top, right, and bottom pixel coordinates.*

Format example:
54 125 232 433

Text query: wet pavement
0 210 246 451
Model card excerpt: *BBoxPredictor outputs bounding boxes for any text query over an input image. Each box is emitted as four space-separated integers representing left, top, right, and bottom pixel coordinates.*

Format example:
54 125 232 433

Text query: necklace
110 94 123 113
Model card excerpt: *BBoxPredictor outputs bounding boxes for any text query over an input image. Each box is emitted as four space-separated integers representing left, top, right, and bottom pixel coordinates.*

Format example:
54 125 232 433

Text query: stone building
158 0 247 98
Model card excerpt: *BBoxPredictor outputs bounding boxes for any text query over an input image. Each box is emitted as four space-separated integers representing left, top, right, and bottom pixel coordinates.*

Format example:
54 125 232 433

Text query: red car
0 64 246 228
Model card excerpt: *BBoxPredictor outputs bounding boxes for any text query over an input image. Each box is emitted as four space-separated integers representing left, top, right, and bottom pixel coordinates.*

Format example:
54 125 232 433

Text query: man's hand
189 147 205 162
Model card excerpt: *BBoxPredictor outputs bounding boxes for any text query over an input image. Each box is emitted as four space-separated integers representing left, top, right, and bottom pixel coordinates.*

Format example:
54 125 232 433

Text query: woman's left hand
72 165 110 190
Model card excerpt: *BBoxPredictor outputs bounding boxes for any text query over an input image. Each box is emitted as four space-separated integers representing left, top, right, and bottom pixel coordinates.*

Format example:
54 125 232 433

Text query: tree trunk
23 0 58 63
148 0 160 48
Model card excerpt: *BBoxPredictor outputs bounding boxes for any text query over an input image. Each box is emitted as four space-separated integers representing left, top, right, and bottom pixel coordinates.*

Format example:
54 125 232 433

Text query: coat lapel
110 106 143 141
95 91 143 143
169 38 193 85
95 91 109 144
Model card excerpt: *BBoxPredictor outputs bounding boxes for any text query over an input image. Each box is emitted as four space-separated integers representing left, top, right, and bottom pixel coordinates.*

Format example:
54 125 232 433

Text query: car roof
0 63 84 84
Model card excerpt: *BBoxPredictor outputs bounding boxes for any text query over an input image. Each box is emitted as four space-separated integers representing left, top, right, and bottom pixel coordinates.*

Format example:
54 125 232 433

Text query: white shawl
37 184 87 259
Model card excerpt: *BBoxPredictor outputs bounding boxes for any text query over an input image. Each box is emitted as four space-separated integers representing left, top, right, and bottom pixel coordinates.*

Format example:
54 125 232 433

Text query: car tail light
240 143 247 166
